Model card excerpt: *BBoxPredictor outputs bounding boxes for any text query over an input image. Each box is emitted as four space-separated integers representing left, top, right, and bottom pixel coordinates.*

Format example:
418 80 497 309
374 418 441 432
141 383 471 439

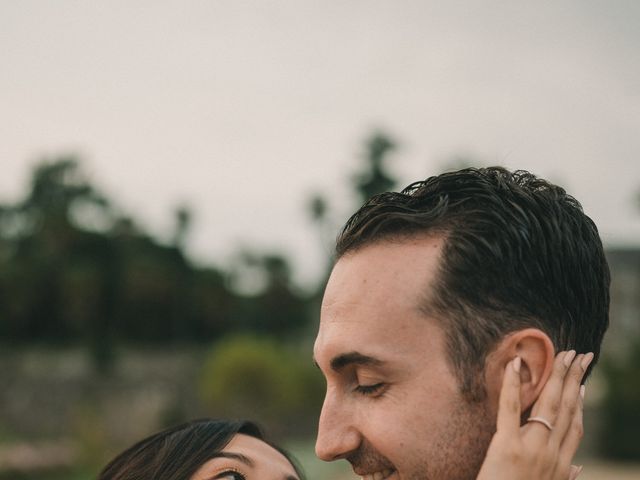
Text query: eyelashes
213 470 246 480
355 382 385 396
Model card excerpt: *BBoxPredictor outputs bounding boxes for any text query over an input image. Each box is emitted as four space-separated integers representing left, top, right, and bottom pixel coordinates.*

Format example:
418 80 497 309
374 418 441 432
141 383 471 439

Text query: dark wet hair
336 167 610 400
97 418 305 480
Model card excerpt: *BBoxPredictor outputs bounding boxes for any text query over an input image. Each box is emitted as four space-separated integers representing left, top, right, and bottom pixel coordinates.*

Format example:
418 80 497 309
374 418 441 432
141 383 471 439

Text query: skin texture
190 434 299 480
314 237 496 480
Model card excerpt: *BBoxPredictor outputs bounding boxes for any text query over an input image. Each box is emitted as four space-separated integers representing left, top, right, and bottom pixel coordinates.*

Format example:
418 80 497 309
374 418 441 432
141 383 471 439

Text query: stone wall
0 347 205 447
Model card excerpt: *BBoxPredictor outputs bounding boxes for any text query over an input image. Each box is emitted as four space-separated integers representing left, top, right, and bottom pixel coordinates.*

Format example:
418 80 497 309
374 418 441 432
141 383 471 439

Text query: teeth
361 469 393 480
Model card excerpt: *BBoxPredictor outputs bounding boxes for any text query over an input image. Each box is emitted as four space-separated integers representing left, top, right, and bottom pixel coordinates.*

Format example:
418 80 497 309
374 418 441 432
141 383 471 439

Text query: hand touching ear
484 328 555 414
476 350 593 480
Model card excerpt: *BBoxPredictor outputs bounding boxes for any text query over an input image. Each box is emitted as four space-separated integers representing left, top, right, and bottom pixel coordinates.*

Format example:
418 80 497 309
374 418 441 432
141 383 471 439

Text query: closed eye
355 383 385 396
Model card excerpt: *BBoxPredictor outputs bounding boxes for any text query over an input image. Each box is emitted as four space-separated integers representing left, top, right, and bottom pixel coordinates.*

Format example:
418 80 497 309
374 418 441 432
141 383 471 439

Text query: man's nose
315 391 361 461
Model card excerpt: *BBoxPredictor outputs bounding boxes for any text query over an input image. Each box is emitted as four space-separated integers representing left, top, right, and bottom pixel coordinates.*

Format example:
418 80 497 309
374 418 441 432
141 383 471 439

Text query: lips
358 468 395 480
348 443 396 480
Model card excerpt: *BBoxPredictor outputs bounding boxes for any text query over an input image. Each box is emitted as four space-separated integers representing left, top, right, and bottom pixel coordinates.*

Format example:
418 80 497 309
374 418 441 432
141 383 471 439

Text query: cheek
370 382 462 450
360 391 451 452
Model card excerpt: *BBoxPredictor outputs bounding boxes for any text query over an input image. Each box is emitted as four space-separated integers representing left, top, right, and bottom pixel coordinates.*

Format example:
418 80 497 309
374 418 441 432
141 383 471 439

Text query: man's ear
484 328 555 414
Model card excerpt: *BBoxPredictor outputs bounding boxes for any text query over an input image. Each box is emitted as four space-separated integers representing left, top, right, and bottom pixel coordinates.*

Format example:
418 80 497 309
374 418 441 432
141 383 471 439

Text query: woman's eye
355 383 385 396
214 471 246 480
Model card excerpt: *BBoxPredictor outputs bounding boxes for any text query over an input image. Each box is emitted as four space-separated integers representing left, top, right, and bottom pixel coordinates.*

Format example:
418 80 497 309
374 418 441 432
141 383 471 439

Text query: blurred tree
306 131 400 297
172 204 192 249
0 157 111 340
308 193 328 223
0 157 120 370
255 254 309 335
0 155 312 361
228 250 310 336
307 130 399 235
352 132 397 203
306 192 334 285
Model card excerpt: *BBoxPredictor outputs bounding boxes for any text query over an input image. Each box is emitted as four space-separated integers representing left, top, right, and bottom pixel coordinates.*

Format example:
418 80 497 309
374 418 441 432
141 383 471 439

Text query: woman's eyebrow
215 452 254 467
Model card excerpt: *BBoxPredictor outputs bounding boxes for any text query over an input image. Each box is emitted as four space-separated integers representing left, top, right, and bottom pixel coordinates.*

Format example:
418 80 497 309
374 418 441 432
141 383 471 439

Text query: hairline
335 229 541 402
334 232 479 368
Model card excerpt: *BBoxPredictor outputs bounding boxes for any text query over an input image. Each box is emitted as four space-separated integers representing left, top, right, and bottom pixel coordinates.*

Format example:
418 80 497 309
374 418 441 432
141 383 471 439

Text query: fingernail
576 465 583 477
563 350 577 367
513 356 521 373
580 352 594 371
580 385 586 400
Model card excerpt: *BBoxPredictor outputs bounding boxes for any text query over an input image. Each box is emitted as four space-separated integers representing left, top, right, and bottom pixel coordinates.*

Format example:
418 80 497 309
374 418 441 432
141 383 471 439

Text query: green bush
198 335 324 437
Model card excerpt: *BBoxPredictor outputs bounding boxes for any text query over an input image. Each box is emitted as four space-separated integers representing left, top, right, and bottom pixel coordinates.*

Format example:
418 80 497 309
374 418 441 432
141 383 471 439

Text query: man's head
313 167 610 480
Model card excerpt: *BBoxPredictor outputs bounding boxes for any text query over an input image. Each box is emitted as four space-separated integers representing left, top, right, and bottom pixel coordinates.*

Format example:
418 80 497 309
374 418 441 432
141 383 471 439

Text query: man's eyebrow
328 351 384 371
214 452 254 467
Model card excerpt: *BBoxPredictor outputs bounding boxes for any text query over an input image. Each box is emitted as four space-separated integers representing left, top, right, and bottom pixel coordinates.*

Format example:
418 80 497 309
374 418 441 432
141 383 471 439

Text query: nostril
315 426 361 462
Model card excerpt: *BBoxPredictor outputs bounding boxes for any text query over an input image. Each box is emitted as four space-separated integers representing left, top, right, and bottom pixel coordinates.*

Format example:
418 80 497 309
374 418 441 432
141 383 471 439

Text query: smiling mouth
359 468 395 480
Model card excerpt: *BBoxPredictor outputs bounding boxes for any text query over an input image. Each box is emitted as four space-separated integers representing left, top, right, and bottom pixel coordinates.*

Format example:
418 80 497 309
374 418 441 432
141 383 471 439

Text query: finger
531 351 575 419
528 351 575 435
557 385 586 474
569 464 583 480
552 353 593 444
496 357 522 434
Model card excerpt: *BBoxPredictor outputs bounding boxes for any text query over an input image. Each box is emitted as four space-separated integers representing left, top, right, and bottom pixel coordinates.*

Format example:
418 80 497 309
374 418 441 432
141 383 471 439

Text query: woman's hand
476 350 593 480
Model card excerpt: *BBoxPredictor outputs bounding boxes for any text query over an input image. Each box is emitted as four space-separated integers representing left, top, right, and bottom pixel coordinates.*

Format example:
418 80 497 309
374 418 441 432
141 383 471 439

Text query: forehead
315 236 445 361
222 434 296 475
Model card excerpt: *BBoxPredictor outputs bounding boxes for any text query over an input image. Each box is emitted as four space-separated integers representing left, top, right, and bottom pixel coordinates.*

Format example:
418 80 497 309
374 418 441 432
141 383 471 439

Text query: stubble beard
347 397 495 480
414 396 495 480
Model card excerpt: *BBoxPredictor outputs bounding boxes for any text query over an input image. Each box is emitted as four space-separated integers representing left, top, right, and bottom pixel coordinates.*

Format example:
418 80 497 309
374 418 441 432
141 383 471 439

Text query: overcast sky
1 1 639 286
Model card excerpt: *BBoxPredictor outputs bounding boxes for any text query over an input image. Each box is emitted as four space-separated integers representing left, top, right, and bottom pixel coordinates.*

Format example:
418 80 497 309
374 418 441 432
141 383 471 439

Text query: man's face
313 236 495 480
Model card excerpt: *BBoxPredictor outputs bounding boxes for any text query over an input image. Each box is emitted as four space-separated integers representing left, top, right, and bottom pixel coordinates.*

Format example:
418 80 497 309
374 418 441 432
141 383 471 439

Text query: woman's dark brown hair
97 419 305 480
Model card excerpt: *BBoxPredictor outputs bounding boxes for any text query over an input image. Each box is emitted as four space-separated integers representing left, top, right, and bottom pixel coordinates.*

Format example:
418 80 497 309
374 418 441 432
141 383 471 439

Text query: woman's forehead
191 433 298 480
221 434 297 476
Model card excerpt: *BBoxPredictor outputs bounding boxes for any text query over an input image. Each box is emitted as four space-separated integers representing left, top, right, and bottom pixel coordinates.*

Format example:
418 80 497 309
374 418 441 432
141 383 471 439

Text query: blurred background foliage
600 338 640 460
0 132 399 478
0 155 311 367
199 335 324 437
0 133 639 479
